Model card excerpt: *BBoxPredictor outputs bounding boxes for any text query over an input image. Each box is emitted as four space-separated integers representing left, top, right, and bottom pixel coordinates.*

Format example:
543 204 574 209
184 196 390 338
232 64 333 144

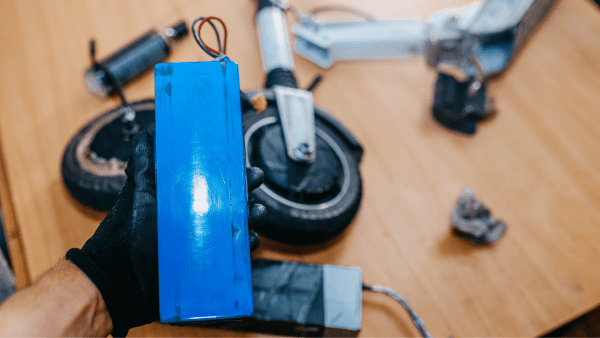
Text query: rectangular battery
154 60 253 323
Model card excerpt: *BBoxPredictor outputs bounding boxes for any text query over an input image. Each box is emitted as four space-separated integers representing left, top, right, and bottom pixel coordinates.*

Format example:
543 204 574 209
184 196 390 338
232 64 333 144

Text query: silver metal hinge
273 86 316 163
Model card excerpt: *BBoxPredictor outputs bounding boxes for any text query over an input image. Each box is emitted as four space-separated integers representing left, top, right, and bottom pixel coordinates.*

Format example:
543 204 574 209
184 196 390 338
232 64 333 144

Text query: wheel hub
255 124 342 203
88 107 155 162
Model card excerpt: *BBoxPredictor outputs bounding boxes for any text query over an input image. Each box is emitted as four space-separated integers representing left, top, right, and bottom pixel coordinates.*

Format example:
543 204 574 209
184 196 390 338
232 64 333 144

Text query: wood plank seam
0 136 31 289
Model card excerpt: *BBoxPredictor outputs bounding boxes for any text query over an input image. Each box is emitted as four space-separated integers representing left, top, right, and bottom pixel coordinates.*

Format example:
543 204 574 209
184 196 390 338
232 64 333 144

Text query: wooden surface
1 0 600 336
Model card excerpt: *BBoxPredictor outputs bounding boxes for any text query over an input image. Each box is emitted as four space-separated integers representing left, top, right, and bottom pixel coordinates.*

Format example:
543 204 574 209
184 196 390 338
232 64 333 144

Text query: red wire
197 16 228 55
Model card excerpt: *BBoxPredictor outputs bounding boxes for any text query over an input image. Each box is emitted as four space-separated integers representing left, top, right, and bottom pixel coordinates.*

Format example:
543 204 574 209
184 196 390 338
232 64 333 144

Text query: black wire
308 5 376 20
89 40 97 66
192 17 220 57
305 74 323 92
363 284 432 338
192 17 222 58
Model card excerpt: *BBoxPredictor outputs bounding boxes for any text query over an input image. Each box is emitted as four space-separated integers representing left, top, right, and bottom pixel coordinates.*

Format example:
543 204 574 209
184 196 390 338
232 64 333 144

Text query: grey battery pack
210 259 363 337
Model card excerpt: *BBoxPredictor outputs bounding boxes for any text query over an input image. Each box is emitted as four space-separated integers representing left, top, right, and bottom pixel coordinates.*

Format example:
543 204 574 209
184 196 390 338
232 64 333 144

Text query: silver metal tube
257 7 295 73
293 19 428 69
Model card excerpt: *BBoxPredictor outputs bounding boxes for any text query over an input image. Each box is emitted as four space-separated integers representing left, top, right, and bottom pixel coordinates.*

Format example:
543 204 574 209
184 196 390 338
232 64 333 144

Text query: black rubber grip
170 21 188 41
257 0 275 12
265 68 298 89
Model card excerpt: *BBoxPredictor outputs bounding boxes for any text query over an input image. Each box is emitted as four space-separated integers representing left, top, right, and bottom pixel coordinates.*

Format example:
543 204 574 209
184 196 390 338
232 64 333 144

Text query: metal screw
468 80 482 97
295 143 313 161
164 27 176 38
121 106 135 123
120 106 140 136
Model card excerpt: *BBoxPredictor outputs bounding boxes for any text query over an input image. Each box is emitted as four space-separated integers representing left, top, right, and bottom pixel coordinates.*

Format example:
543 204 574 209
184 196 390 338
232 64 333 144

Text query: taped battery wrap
154 60 252 324
212 259 362 337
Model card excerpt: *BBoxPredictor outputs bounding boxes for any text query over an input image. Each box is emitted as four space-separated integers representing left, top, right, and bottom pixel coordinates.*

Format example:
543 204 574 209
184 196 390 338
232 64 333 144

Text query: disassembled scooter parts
62 100 156 210
451 187 507 245
86 21 188 98
62 21 188 210
245 0 363 245
291 0 557 134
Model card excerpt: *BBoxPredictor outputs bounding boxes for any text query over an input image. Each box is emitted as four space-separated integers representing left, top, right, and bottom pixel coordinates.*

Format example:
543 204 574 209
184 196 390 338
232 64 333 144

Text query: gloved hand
66 131 266 337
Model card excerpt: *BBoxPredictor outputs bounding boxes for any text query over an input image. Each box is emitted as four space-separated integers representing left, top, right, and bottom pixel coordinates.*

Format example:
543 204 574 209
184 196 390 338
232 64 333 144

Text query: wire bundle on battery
192 16 228 58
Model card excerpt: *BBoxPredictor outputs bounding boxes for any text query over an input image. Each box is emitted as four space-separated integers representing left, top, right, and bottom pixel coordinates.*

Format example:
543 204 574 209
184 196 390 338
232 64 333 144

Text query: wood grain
2 0 600 336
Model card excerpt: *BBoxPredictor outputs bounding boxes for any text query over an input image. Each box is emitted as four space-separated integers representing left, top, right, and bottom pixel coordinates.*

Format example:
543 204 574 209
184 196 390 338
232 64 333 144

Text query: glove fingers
132 131 156 201
130 131 159 318
249 231 260 252
248 203 267 231
246 167 264 192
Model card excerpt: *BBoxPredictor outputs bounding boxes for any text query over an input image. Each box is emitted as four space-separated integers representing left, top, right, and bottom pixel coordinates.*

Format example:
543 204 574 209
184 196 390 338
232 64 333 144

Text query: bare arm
0 259 113 337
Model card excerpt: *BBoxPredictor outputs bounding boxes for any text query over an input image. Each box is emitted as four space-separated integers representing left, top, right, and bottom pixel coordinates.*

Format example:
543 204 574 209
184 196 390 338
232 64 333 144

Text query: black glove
66 131 266 337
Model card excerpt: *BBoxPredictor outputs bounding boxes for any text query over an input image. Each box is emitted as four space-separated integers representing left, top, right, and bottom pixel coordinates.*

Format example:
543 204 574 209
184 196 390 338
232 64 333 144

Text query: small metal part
120 106 135 123
295 142 311 160
119 106 140 136
451 187 507 245
164 27 176 38
273 85 316 163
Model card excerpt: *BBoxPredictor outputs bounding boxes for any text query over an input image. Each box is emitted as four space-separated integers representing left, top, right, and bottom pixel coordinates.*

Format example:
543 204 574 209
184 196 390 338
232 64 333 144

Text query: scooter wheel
61 100 155 211
243 106 363 245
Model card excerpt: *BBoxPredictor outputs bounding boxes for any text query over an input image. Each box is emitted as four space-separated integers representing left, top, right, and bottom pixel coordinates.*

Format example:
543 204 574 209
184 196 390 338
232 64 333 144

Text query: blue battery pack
154 59 253 323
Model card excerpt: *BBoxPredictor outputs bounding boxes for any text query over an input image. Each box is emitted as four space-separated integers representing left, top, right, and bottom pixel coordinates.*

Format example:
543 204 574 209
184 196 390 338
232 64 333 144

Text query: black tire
243 105 363 245
61 100 155 211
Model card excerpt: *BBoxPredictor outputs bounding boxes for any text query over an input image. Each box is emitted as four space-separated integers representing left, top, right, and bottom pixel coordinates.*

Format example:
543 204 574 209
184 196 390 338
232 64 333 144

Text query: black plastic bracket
432 72 487 135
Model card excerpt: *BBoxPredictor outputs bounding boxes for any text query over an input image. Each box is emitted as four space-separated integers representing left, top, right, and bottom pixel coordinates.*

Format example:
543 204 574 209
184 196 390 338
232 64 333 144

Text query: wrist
56 259 114 336
67 248 137 337
0 259 113 337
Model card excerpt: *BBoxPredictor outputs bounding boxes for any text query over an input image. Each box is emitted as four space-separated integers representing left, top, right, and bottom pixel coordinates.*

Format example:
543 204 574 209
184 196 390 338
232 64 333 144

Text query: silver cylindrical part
256 7 294 73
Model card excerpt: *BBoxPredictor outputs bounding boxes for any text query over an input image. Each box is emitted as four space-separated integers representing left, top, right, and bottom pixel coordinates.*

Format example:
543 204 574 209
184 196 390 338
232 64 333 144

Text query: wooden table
2 0 600 336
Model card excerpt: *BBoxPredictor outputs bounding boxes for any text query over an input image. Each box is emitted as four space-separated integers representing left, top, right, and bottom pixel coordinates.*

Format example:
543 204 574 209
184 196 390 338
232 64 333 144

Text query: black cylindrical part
85 21 188 98
265 68 298 89
104 32 167 88
170 22 188 41
257 0 275 11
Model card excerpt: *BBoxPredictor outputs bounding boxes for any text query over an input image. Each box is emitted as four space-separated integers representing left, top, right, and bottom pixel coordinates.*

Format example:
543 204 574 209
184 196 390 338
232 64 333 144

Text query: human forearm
0 259 113 337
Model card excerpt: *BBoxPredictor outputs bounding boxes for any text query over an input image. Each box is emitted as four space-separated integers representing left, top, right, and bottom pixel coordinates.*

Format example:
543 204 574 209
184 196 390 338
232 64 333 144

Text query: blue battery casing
154 59 253 324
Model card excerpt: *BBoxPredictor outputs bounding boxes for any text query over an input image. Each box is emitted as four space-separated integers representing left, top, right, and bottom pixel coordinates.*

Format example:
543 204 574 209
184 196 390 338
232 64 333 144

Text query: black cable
306 74 323 92
192 17 222 58
89 40 98 69
113 83 128 106
363 284 432 338
308 5 376 20
192 17 220 57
